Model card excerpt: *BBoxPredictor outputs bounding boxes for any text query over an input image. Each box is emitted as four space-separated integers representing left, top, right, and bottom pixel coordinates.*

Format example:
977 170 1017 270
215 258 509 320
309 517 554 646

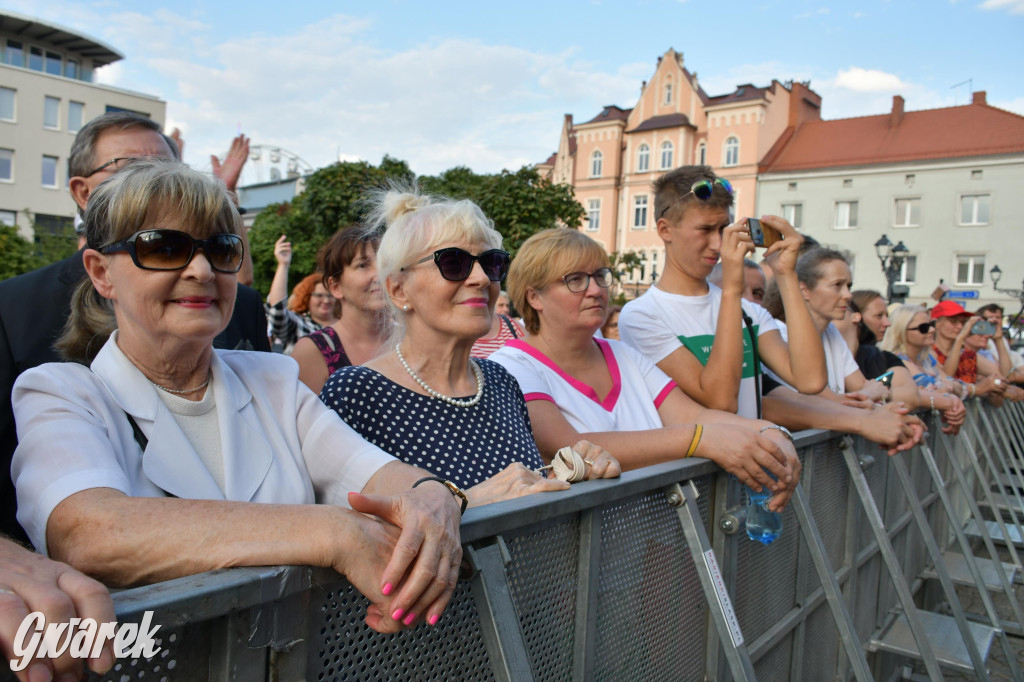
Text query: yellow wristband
686 424 703 457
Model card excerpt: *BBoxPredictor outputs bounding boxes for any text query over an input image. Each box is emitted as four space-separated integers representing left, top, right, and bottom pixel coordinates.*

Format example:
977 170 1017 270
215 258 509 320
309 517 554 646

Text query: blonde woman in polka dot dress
320 186 620 506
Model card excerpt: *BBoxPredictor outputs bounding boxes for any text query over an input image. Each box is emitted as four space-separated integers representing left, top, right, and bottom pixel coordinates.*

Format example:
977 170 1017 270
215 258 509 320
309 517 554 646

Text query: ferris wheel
231 144 315 187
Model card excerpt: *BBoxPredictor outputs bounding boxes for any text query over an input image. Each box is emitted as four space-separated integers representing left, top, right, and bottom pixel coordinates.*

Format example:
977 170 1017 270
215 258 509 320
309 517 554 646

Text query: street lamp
990 264 1024 342
874 234 910 302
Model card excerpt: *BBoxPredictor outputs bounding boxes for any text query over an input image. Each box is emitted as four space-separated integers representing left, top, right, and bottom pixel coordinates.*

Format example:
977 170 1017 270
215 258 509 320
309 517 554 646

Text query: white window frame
586 199 601 232
959 193 990 226
636 144 649 172
659 141 673 170
895 255 917 285
664 81 672 105
893 197 921 227
68 100 84 133
0 209 14 226
724 136 740 167
0 87 14 122
781 202 802 229
834 200 859 229
697 143 706 166
41 154 58 188
0 148 13 182
632 195 648 230
590 150 602 178
43 96 60 130
955 254 986 287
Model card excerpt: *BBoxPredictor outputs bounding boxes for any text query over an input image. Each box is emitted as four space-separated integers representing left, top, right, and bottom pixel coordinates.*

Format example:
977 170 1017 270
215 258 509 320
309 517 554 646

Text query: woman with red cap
929 300 1007 400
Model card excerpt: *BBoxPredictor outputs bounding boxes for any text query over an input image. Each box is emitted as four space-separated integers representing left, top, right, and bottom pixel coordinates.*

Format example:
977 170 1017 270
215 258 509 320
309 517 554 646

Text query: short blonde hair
507 228 609 335
368 182 503 346
880 304 929 365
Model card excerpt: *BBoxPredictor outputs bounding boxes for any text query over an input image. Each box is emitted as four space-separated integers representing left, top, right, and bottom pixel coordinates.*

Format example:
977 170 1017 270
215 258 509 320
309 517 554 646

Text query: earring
402 305 409 311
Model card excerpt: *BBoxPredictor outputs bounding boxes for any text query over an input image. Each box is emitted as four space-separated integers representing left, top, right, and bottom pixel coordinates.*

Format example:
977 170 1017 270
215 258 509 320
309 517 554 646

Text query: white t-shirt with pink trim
489 338 676 433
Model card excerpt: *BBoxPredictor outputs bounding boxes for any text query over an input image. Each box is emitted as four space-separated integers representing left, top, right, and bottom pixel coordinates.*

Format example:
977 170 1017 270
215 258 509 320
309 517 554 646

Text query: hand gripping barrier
6 403 1022 682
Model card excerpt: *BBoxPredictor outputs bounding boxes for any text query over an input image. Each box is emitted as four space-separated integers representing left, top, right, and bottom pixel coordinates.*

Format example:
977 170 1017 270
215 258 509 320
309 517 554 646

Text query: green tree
0 224 42 281
609 251 645 284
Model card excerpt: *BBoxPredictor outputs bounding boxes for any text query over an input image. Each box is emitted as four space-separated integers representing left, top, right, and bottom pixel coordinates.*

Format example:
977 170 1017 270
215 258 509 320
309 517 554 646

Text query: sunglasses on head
909 321 935 334
659 178 734 219
99 229 245 273
402 247 511 282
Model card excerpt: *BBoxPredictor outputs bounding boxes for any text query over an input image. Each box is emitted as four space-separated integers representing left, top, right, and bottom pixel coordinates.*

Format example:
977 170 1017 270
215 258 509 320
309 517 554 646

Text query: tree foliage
0 220 79 282
249 157 584 295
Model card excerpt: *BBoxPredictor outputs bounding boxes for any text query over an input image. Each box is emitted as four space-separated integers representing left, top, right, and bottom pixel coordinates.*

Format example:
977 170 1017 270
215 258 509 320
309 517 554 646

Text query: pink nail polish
428 614 440 626
382 583 393 596
392 608 404 621
403 612 416 626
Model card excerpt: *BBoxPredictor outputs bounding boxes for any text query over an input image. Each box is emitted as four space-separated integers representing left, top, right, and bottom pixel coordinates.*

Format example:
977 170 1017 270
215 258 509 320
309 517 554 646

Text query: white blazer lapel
210 351 274 502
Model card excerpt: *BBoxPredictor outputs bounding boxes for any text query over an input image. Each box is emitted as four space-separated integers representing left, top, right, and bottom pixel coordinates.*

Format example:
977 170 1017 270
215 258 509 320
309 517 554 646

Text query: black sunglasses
909 321 935 334
99 229 245 273
659 177 734 219
402 247 510 282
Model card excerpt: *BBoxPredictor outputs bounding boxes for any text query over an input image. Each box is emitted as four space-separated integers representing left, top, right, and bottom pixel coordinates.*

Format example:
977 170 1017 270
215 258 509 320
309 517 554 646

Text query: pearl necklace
395 343 484 407
148 375 210 395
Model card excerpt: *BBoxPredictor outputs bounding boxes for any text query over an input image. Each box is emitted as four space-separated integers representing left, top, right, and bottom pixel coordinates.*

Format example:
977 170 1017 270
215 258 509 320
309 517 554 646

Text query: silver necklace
394 343 484 407
148 375 210 395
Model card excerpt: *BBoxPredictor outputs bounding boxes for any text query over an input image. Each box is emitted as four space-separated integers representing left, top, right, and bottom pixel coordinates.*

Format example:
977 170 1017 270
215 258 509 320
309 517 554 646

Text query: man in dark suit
0 112 269 544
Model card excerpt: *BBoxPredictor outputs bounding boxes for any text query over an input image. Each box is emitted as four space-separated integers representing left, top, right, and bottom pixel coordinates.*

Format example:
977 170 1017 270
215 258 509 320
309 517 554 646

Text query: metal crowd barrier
6 402 1023 682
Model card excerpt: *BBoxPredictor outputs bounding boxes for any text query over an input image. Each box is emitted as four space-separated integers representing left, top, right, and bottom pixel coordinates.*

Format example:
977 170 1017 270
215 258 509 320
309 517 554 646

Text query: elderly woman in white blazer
12 161 462 633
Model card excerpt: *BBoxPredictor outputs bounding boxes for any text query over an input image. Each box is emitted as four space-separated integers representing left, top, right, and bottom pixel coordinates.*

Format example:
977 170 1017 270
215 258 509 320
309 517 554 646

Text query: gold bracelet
686 424 703 457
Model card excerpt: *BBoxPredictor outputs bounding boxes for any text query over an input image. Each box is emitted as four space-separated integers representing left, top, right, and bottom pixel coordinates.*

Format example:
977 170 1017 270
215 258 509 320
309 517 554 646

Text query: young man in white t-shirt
619 165 827 419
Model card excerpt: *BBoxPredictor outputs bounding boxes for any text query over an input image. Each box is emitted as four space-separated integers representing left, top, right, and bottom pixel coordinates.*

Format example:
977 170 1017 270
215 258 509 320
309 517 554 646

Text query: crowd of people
1 112 1022 680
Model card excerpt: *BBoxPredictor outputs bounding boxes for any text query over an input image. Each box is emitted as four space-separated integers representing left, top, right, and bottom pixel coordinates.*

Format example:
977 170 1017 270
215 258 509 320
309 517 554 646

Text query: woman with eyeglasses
320 187 620 510
489 229 803 511
291 227 390 393
12 161 464 634
265 234 339 353
880 304 967 432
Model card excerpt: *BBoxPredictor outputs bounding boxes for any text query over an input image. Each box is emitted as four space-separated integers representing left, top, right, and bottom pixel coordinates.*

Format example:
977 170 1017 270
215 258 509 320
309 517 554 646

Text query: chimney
972 91 987 106
890 95 905 128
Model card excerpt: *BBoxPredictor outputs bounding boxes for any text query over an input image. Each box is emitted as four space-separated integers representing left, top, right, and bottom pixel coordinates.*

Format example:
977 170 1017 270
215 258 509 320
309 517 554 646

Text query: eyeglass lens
911 322 934 334
564 268 613 293
435 248 510 282
134 230 243 273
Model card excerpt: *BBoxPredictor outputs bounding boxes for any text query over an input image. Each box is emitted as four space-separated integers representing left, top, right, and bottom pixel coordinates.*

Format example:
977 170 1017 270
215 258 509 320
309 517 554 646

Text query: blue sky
8 0 1024 181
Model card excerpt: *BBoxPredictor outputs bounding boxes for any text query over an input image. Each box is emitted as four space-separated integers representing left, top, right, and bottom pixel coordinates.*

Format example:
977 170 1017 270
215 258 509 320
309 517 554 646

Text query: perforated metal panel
733 499 799 642
504 515 580 682
800 603 841 682
94 623 211 682
592 489 708 682
752 632 793 682
805 440 852 586
307 581 493 681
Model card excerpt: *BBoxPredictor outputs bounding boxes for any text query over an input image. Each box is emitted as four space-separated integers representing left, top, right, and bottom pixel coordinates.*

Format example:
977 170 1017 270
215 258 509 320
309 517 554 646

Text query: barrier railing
5 402 1023 682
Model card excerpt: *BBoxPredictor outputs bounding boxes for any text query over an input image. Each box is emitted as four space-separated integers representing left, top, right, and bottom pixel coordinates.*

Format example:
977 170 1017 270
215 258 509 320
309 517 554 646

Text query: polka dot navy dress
320 359 545 489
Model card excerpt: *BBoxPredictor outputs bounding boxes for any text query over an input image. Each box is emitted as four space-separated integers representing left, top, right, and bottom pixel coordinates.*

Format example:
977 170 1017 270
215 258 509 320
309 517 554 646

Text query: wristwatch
759 424 794 442
412 477 469 515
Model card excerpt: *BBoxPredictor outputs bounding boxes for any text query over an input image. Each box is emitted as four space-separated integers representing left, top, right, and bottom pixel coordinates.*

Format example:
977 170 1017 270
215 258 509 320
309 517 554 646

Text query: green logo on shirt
678 327 759 379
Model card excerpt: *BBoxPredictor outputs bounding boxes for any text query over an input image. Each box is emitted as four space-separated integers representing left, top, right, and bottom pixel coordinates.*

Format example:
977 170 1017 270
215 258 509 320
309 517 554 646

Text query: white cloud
835 67 907 92
992 97 1024 116
979 0 1024 14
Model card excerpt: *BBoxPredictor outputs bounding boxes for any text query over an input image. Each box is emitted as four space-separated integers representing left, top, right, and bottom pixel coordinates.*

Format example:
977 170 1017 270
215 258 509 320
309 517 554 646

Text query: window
41 155 58 187
842 178 853 188
659 141 673 169
896 255 917 284
894 198 921 227
636 144 649 172
724 136 740 166
959 194 990 225
0 88 14 121
781 203 803 229
4 40 23 68
971 170 983 180
834 201 859 229
697 143 706 166
0 210 14 226
664 82 672 105
68 101 84 133
45 51 62 76
590 150 602 178
586 199 601 232
633 195 648 229
43 96 60 129
905 174 915 185
34 213 73 235
956 255 985 286
788 182 797 191
28 46 43 71
65 59 79 80
0 149 12 181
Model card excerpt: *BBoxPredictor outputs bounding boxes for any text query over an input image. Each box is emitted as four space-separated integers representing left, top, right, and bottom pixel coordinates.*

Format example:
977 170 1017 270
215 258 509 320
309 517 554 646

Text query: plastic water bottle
745 484 782 545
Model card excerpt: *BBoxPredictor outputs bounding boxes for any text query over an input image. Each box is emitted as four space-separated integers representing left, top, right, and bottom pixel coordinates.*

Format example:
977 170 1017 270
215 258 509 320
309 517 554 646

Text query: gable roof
762 94 1024 173
628 113 695 133
580 105 633 126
